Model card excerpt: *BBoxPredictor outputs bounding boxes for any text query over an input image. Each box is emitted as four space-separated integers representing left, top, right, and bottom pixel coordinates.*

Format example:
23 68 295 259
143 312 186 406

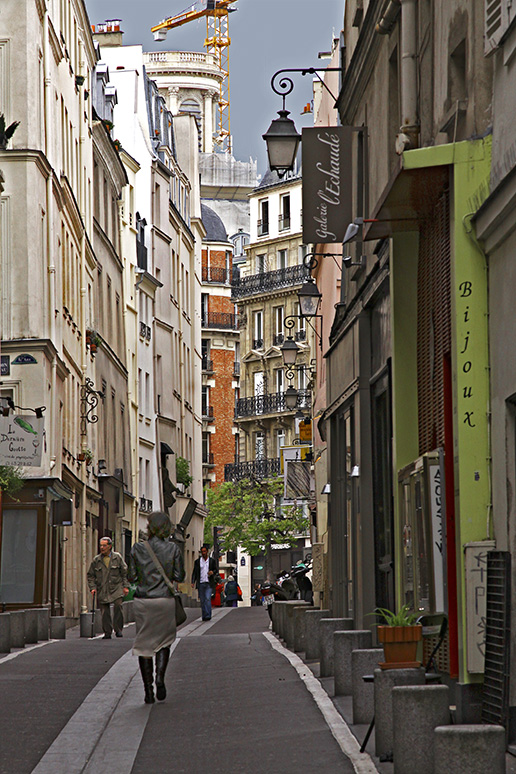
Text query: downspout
398 0 419 151
78 37 88 612
43 4 57 470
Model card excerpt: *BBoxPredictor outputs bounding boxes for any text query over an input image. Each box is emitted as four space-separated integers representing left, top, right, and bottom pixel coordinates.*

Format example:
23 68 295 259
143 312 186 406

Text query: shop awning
364 159 449 241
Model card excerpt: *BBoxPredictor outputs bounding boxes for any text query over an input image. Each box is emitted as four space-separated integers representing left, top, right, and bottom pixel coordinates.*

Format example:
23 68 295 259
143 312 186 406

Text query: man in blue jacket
191 544 217 621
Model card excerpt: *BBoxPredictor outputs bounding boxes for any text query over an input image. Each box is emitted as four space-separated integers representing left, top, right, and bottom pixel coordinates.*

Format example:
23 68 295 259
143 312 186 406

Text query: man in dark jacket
87 537 128 638
191 544 217 621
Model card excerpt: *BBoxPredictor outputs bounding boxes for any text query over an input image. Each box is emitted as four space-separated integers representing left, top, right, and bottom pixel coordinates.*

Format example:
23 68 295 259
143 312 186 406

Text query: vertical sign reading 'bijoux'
302 126 352 245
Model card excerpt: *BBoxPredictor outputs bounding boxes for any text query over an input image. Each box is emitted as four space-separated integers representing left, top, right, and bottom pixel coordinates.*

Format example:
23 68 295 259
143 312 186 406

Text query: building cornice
336 0 385 124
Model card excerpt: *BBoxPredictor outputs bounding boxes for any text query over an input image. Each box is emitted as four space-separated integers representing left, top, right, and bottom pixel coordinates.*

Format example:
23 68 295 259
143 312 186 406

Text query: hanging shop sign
302 126 353 245
0 415 44 467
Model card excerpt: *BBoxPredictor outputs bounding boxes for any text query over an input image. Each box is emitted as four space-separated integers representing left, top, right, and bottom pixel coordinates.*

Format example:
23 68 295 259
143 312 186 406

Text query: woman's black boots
155 647 170 701
138 656 155 704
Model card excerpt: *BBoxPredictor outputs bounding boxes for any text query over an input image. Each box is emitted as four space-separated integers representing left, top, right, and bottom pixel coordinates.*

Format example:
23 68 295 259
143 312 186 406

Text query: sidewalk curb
263 631 380 774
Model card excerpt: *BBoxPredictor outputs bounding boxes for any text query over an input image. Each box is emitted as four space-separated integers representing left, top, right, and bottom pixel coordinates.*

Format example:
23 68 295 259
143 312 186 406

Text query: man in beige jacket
87 537 129 639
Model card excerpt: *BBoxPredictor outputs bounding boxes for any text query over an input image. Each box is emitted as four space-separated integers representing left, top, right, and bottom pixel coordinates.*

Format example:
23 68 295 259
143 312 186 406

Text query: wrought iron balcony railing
235 390 311 418
202 405 214 420
202 358 214 372
224 457 281 482
203 452 215 465
202 312 240 330
252 338 264 350
233 361 240 376
137 242 147 271
232 263 310 299
295 329 306 341
273 333 284 346
139 322 151 340
139 496 153 513
201 266 231 285
257 219 269 236
278 215 291 231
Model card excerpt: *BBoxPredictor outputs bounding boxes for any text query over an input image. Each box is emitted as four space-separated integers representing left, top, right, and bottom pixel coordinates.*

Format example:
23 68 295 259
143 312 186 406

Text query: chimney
92 20 124 47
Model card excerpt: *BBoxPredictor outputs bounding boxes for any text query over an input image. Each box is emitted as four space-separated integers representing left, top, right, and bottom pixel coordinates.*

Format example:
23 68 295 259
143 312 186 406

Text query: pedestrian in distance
224 575 242 607
191 543 217 621
128 511 185 704
87 536 129 639
211 575 225 608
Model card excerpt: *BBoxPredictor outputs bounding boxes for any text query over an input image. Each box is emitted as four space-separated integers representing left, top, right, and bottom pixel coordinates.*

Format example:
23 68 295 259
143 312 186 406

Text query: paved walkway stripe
30 609 230 774
31 649 139 774
263 631 379 774
0 639 58 665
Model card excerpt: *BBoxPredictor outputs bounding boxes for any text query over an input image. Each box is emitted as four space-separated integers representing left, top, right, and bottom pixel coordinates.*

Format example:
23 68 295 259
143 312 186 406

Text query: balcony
257 219 269 237
295 329 306 342
278 214 291 231
252 338 264 350
235 390 311 418
202 312 240 330
139 321 151 340
273 333 284 346
139 496 153 513
202 358 214 372
203 452 215 466
137 242 148 271
225 457 281 482
232 263 310 300
202 404 214 421
233 361 240 377
202 266 231 285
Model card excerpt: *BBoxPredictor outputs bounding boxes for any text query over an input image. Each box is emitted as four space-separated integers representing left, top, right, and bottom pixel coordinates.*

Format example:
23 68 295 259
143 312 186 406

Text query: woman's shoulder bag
143 541 187 626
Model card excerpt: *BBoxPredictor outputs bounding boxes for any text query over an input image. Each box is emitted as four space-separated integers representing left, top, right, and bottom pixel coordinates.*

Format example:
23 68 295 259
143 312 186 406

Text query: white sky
84 0 344 173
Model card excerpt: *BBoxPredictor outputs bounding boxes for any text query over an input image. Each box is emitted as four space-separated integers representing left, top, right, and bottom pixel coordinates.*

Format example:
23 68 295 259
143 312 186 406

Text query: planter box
377 624 422 669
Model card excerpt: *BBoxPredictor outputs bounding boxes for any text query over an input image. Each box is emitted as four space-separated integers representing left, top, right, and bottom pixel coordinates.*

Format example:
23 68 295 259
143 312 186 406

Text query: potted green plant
176 456 193 492
0 465 24 498
375 605 422 669
78 448 93 464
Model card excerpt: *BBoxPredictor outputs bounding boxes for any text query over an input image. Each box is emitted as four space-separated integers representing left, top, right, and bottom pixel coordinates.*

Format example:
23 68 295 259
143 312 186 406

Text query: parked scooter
291 561 313 604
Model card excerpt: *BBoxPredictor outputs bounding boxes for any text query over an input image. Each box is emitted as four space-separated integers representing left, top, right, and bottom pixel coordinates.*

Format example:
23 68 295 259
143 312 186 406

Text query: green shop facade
324 137 494 718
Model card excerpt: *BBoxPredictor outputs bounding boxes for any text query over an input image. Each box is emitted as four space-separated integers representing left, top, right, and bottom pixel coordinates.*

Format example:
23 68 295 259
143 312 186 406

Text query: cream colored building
94 31 205 587
0 0 99 618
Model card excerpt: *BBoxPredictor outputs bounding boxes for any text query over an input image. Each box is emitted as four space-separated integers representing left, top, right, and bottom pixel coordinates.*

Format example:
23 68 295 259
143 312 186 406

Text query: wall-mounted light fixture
263 68 342 176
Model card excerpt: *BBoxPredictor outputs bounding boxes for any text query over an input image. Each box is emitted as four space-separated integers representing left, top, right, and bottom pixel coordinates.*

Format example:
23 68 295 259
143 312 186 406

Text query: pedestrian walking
87 536 129 639
224 575 242 607
128 511 185 704
211 575 225 608
191 544 217 620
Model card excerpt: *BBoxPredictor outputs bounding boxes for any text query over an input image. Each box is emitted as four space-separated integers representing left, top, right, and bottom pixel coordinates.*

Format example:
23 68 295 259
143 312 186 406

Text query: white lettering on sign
314 132 341 241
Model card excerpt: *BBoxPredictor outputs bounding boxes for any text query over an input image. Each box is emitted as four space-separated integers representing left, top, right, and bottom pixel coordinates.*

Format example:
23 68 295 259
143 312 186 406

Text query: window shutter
485 0 516 55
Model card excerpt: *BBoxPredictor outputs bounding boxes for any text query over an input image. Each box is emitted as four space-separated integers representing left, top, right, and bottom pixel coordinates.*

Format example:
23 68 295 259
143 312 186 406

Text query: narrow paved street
0 608 378 774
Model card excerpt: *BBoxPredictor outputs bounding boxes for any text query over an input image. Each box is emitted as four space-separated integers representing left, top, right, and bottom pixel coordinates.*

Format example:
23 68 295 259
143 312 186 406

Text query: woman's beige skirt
132 597 176 657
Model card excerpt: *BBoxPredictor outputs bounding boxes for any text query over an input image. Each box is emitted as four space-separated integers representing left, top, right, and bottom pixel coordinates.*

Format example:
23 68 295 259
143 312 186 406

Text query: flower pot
90 343 97 353
377 624 422 669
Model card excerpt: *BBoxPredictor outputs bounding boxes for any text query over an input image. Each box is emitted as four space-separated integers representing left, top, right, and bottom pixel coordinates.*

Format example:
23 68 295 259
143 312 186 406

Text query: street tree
205 477 309 579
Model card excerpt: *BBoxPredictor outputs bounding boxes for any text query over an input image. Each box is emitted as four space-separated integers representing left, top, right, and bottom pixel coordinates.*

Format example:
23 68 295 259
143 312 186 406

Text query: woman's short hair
147 511 172 540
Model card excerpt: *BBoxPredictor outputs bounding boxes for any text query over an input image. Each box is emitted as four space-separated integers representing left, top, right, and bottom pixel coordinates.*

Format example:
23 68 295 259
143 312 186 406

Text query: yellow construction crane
152 1 238 153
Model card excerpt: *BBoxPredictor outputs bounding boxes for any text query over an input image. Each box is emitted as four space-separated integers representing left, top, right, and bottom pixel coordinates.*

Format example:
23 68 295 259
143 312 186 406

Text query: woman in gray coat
128 511 185 704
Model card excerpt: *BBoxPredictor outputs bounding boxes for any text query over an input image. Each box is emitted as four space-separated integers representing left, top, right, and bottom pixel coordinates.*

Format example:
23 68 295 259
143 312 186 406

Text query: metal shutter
417 188 451 456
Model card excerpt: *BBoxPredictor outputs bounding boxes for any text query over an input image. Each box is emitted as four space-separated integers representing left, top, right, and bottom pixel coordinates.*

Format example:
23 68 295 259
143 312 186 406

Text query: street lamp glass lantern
285 385 298 410
298 279 322 318
280 336 299 366
262 109 301 175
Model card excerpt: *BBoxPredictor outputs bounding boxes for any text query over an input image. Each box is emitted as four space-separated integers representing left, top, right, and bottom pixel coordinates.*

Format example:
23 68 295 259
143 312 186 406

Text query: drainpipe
397 0 419 152
78 37 89 613
43 5 57 470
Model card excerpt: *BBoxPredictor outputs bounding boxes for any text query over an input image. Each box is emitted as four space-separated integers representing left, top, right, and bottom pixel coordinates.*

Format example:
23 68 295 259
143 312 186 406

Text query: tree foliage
205 477 308 556
0 465 24 496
